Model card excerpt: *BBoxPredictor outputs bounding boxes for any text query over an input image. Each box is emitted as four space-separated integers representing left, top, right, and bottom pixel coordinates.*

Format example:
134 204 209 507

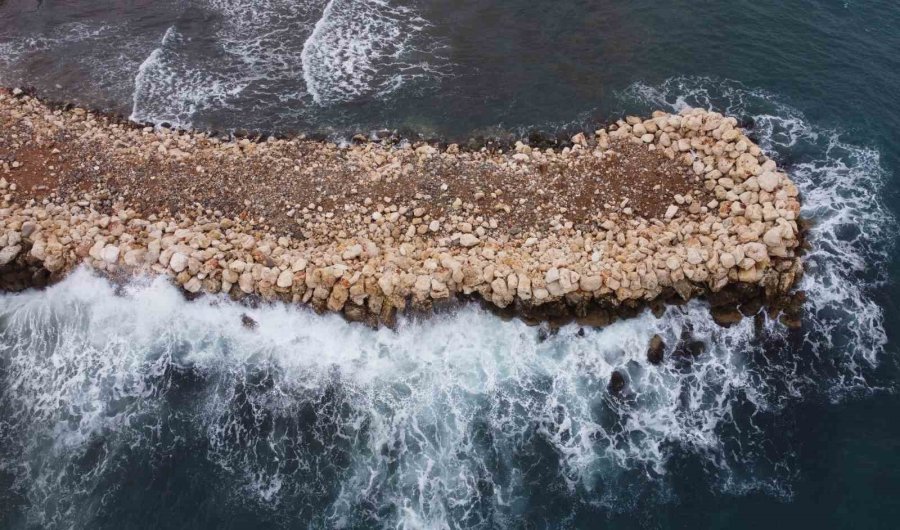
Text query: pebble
169 252 188 273
459 234 480 247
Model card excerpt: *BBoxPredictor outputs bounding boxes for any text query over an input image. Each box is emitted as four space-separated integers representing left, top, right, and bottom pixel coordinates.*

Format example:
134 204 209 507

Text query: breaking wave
130 0 448 127
301 0 447 105
622 77 894 388
0 78 894 528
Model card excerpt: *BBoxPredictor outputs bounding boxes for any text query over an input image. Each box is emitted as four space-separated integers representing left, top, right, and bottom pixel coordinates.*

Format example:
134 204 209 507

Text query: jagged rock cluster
0 89 803 325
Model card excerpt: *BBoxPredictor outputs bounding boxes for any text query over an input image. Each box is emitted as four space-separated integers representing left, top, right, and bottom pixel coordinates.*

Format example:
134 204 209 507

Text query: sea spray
0 271 763 526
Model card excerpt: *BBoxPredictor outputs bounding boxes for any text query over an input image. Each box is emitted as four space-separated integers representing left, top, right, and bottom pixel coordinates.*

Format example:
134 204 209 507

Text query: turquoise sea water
1 1 899 528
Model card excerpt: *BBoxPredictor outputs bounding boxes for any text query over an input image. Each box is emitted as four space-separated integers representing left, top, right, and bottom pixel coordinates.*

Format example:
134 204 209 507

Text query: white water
129 0 448 127
130 26 243 128
1 79 894 528
301 0 445 105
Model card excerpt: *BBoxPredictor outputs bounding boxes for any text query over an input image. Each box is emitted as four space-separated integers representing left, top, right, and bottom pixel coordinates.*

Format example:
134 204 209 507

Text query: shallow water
1 1 900 528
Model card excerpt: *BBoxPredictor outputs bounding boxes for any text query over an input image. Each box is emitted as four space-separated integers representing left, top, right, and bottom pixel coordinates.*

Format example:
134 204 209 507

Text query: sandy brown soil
0 91 706 238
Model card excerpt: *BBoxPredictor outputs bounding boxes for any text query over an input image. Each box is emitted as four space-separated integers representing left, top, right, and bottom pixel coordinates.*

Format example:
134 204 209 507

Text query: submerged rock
647 334 665 365
608 371 627 394
241 314 258 330
711 306 744 327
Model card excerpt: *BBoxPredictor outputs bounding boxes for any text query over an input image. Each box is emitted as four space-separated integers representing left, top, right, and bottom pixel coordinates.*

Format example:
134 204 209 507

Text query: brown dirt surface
1 88 709 239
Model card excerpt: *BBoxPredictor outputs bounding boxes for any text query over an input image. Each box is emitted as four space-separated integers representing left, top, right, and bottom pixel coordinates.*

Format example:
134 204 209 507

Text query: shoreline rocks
0 89 805 327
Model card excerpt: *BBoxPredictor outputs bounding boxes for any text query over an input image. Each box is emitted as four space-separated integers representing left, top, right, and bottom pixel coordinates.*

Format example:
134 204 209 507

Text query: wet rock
576 309 612 328
779 311 802 329
608 371 626 394
536 326 558 343
711 306 743 327
647 334 665 365
671 329 706 360
241 314 258 329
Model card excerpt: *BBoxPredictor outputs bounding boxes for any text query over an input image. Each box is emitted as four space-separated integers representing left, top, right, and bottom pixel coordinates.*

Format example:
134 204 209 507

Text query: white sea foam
130 26 243 128
301 0 447 105
1 78 894 527
129 0 448 127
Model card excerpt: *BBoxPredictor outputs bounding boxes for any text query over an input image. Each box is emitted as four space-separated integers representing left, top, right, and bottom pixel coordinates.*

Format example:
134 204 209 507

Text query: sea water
1 1 899 528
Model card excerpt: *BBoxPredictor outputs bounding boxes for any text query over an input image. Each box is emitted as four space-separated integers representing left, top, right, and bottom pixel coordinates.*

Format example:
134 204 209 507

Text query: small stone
20 222 36 238
123 249 146 267
459 234 480 247
342 244 363 260
238 273 255 294
580 275 602 292
0 245 21 266
686 247 703 265
100 245 120 264
545 267 560 284
276 269 294 288
664 205 679 219
720 252 736 269
744 242 768 263
757 171 780 192
169 252 188 272
184 277 202 293
222 269 239 284
763 227 783 248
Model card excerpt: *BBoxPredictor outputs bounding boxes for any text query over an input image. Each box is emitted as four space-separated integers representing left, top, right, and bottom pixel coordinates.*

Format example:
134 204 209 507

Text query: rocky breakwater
0 89 804 327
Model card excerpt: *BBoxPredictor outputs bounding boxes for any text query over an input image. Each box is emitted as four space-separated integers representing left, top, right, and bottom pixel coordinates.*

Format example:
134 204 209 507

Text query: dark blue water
1 1 899 529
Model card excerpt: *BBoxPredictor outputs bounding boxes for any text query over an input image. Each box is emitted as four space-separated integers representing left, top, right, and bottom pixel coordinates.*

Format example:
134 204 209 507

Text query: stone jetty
0 88 803 326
